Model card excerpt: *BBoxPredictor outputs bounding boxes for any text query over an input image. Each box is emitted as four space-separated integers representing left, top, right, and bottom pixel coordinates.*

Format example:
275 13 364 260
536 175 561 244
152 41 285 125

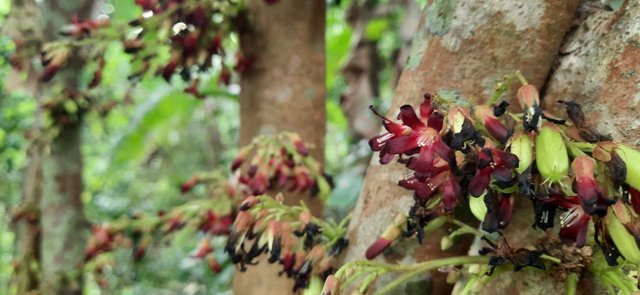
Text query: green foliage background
0 0 412 293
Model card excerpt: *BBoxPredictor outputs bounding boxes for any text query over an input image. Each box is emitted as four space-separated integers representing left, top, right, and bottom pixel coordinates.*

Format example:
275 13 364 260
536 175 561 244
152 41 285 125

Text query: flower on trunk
547 193 590 248
365 214 405 260
399 170 460 212
469 148 519 197
516 84 542 132
369 93 450 166
445 106 485 152
474 105 511 144
481 191 514 233
571 155 608 214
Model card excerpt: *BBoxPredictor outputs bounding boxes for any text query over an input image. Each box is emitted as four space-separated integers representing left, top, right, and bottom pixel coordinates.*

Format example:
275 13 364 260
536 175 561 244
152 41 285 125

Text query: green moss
405 33 429 70
425 0 457 36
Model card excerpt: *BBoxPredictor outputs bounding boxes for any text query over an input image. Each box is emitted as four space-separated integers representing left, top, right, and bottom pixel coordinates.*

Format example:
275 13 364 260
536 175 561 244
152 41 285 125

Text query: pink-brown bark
343 1 580 293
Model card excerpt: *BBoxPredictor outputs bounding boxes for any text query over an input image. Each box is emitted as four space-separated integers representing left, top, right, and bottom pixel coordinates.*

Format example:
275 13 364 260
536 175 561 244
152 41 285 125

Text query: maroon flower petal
497 195 514 228
399 175 421 190
427 112 444 131
442 176 460 212
382 120 410 135
379 152 395 164
549 193 580 209
575 178 598 207
420 93 434 119
559 207 590 247
492 167 513 182
470 168 492 197
415 173 447 200
485 116 510 144
365 238 392 260
630 189 640 215
398 105 426 130
408 145 437 175
384 133 420 154
369 132 394 151
493 149 519 169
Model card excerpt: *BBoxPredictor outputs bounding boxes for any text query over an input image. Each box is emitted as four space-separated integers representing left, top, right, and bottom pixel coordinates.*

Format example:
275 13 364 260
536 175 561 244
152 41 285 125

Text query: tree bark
41 122 87 295
543 0 640 146
3 0 44 292
36 1 95 294
342 0 580 294
476 2 640 294
233 0 326 294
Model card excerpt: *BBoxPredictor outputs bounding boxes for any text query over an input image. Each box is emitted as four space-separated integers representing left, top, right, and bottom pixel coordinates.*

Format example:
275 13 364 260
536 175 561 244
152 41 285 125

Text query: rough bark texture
340 0 421 140
37 1 95 294
3 0 44 293
477 2 640 294
11 141 44 294
543 0 640 147
342 0 580 294
233 0 326 294
41 122 87 295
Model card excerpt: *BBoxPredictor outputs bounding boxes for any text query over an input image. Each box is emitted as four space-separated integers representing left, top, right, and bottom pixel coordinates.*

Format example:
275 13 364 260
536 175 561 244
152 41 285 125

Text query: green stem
566 272 578 295
449 219 492 241
515 71 529 85
374 256 490 294
540 254 562 264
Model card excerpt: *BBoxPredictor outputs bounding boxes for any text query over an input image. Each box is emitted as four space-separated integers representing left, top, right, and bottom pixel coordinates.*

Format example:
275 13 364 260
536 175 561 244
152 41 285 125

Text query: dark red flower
474 105 510 144
369 94 450 169
548 194 590 247
482 192 514 232
193 239 214 259
399 170 460 212
469 148 519 197
571 155 605 213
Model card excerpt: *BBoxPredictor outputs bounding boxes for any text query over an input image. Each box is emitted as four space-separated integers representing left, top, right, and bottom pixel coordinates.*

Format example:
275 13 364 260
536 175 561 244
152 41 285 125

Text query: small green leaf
365 19 389 41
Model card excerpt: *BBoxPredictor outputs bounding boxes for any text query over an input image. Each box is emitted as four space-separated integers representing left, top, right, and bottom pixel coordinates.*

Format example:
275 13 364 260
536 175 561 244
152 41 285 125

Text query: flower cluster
225 195 349 292
84 132 333 290
10 0 243 94
365 77 640 274
129 0 245 90
226 132 333 200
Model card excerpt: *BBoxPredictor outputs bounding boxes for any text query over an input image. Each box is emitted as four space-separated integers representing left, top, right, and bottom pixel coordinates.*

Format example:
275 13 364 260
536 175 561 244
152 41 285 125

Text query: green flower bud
615 144 640 191
535 124 569 184
606 206 640 264
441 236 454 251
509 132 533 174
469 193 488 222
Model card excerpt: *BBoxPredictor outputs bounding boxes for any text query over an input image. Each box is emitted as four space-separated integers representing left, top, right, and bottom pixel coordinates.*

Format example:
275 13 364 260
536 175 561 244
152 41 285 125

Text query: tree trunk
41 122 87 295
233 0 326 294
3 0 44 292
477 2 640 294
37 1 95 294
543 0 640 146
342 0 580 294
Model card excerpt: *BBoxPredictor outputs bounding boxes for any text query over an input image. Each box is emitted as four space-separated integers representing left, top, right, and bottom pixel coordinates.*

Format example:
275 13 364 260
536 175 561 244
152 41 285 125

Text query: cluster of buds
85 225 116 261
364 73 640 275
229 132 333 200
127 0 244 91
25 0 244 95
225 195 349 291
84 192 236 284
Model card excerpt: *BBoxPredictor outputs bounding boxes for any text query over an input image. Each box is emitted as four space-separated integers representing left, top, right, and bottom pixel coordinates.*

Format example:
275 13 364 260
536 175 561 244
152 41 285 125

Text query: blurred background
0 0 423 293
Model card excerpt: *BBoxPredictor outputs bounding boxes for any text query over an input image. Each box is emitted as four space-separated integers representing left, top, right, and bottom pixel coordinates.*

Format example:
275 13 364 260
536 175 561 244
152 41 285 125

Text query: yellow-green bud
510 132 534 174
615 144 640 191
535 124 569 184
469 193 488 222
441 236 454 251
606 206 640 265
